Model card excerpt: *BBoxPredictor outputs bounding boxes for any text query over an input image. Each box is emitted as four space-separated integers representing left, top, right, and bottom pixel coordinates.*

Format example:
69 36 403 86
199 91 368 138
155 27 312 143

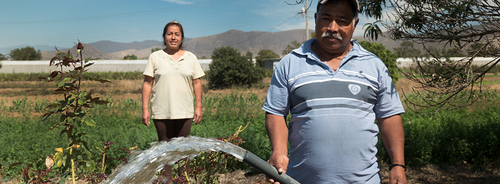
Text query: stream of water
101 136 247 184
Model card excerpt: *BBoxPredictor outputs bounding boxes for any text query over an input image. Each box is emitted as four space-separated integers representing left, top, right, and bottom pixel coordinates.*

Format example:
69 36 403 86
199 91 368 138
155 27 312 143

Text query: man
262 0 407 183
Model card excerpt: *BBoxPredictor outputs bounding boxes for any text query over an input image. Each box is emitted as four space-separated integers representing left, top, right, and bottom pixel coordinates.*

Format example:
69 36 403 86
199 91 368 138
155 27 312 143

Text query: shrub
207 46 266 89
358 41 400 83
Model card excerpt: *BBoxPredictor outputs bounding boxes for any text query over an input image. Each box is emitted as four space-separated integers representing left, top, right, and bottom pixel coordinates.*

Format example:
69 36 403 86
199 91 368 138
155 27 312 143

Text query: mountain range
0 29 404 60
36 29 403 60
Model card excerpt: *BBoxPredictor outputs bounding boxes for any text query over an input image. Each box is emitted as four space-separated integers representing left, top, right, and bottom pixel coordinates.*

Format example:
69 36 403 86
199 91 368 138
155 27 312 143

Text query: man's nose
327 20 339 32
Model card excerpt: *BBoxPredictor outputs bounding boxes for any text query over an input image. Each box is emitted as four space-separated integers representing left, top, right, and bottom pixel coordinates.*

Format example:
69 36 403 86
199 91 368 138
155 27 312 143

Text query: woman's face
164 25 182 50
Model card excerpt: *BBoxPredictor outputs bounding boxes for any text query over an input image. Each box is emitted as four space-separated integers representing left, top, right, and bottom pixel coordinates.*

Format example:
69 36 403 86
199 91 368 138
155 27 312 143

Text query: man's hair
316 0 359 20
162 21 185 49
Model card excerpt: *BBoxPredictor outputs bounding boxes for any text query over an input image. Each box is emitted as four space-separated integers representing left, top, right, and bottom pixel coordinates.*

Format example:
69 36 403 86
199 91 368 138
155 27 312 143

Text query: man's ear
353 18 359 29
314 13 318 23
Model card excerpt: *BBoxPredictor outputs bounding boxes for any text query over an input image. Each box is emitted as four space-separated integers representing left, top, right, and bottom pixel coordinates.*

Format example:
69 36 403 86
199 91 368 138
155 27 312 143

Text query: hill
41 43 114 60
39 29 439 60
41 29 311 60
184 29 309 58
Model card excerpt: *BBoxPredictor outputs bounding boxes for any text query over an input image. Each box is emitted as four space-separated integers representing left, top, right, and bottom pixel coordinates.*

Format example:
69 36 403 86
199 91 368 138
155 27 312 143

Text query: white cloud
162 0 194 5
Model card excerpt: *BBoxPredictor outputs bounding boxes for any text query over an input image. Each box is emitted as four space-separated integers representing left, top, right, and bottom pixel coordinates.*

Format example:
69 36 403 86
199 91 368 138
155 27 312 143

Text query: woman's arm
192 78 203 124
142 76 154 127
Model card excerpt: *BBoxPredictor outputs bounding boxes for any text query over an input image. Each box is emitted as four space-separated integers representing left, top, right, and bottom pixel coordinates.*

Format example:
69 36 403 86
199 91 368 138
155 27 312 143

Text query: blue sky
0 0 371 53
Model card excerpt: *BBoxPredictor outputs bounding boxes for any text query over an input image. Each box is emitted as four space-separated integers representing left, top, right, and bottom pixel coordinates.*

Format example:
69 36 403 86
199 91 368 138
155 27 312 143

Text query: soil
1 77 500 184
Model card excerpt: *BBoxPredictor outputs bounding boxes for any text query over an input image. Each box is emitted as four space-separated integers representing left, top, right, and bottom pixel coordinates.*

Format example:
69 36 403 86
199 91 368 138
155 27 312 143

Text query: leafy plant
208 46 266 89
22 164 52 184
39 41 110 183
358 41 400 83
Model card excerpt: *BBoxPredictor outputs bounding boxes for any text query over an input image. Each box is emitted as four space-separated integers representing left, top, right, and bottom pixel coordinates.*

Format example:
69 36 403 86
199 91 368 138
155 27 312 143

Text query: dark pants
153 119 193 180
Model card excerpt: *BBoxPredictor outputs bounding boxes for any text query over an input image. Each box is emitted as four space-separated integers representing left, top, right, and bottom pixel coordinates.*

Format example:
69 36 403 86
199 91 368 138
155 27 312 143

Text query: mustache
321 31 342 40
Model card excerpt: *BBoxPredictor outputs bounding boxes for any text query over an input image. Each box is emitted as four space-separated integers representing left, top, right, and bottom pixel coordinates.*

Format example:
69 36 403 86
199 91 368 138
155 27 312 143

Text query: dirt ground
1 77 500 183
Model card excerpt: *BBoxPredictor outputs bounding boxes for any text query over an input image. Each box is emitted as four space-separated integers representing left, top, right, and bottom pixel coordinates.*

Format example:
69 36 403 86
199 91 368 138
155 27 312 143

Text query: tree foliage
208 46 266 89
358 41 399 84
9 46 42 60
245 51 253 60
0 53 7 60
123 54 137 60
255 49 280 67
384 0 500 115
393 41 422 58
151 48 161 53
289 0 500 114
282 40 302 56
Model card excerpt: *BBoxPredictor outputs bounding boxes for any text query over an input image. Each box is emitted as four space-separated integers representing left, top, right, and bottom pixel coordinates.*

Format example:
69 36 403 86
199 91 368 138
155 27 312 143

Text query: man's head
317 0 359 20
314 0 359 55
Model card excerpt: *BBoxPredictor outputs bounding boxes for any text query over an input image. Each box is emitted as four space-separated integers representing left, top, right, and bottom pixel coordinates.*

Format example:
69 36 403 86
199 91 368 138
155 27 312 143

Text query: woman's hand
193 108 202 125
142 110 151 127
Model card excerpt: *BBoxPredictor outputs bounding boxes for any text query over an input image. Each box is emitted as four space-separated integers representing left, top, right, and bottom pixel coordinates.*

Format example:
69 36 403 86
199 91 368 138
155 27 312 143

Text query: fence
0 58 496 73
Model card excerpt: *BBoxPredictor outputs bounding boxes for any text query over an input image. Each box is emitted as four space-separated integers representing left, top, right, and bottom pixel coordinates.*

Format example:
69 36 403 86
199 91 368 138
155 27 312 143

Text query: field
1 73 500 183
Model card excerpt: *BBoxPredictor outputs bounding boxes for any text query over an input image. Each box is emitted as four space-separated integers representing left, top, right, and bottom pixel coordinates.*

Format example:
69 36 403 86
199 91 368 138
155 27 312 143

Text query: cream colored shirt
143 50 205 119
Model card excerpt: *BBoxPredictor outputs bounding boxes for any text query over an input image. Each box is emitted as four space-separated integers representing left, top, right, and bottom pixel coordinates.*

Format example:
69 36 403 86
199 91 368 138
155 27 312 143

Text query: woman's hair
162 21 185 49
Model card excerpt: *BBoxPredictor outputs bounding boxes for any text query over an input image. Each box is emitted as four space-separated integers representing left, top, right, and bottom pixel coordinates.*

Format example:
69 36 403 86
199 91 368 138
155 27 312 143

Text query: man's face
315 1 359 54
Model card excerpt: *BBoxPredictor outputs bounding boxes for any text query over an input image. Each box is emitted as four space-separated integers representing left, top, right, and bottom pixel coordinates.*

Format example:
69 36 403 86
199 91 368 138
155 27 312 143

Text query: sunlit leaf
55 148 63 153
78 99 85 105
85 160 96 172
85 119 96 126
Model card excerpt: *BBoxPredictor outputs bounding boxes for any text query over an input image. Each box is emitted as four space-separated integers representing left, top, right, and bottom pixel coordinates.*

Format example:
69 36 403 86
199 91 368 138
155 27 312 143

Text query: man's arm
265 112 289 184
378 114 407 184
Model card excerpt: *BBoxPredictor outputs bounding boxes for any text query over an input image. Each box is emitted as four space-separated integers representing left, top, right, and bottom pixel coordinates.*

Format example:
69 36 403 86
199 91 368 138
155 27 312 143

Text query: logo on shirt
348 84 361 95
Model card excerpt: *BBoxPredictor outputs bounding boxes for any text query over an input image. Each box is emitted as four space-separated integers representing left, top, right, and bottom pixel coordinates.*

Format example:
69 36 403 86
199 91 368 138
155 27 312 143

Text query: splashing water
101 136 247 184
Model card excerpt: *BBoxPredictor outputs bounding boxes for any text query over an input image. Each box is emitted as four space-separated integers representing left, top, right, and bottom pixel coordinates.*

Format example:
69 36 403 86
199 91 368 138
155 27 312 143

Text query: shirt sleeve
374 66 405 118
143 52 156 77
191 54 205 79
262 57 291 117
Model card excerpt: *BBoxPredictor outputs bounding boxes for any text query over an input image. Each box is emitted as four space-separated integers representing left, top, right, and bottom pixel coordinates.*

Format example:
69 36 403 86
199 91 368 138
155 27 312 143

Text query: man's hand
389 166 407 184
267 152 289 184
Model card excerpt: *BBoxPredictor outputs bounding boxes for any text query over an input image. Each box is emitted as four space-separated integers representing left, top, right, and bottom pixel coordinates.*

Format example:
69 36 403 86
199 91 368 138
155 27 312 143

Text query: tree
9 46 42 60
255 49 280 67
123 54 137 60
358 41 399 84
382 0 500 114
282 40 302 56
466 42 500 57
0 53 7 60
393 41 421 58
208 46 266 89
151 48 161 53
245 51 253 60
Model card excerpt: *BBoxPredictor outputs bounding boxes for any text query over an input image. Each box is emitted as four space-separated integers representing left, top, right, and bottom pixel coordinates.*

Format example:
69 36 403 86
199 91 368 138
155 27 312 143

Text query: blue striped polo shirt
263 39 405 183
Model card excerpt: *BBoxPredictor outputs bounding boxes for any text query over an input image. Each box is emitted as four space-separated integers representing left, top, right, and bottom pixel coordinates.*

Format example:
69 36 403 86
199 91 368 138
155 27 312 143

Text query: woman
142 21 204 183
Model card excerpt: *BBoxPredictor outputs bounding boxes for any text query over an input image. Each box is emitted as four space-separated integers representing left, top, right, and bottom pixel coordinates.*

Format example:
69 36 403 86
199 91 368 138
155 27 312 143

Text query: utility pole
305 0 310 40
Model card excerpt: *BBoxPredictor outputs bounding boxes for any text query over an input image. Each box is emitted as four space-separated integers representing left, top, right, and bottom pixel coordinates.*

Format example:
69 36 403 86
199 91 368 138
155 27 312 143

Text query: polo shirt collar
292 39 361 62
